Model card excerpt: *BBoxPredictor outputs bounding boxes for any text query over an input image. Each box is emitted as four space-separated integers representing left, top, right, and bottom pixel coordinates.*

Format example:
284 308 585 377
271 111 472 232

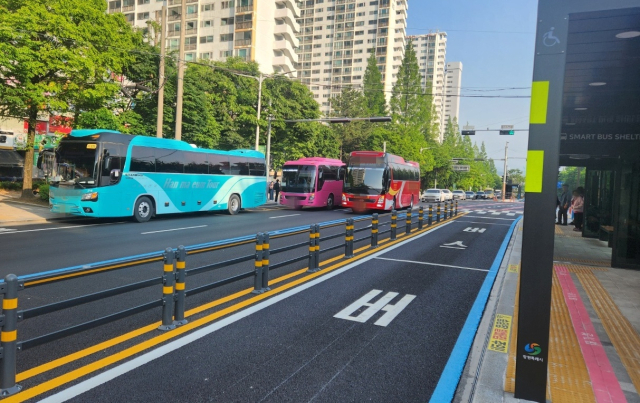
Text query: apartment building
441 61 462 138
295 0 408 115
107 0 300 75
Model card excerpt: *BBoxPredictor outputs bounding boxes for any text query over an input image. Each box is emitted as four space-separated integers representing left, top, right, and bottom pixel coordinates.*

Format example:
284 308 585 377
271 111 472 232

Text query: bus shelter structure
517 1 640 401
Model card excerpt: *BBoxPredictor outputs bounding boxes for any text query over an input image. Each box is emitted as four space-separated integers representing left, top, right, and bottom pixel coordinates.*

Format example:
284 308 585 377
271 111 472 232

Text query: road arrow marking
440 241 468 249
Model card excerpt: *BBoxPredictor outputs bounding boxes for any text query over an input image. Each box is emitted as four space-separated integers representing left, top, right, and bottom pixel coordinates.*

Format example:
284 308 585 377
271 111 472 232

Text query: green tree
330 87 369 159
362 51 386 116
507 168 525 185
0 0 138 197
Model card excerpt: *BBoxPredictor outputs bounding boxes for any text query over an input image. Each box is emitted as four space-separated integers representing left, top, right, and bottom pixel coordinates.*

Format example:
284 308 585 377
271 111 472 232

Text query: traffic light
461 130 476 135
499 130 515 135
367 117 393 123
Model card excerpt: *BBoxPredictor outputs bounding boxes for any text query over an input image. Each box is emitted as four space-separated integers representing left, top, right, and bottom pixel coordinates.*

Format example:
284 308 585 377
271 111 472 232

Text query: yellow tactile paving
505 271 595 403
566 265 608 273
504 272 519 393
555 226 566 236
577 270 640 395
554 257 611 267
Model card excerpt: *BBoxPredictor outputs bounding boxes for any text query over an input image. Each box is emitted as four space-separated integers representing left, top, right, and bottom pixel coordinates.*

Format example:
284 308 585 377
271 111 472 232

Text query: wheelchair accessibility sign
543 27 560 46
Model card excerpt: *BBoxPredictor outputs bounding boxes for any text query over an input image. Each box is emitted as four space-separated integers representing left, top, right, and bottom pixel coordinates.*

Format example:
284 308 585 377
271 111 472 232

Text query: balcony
235 21 252 30
235 38 252 47
274 23 300 47
276 0 301 18
273 55 295 73
274 39 296 61
236 5 253 13
185 43 196 51
275 6 301 32
122 5 134 12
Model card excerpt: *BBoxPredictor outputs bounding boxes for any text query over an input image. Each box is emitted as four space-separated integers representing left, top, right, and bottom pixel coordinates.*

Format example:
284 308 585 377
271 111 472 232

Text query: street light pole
174 0 187 141
502 141 509 201
254 73 264 151
155 2 167 138
266 115 273 177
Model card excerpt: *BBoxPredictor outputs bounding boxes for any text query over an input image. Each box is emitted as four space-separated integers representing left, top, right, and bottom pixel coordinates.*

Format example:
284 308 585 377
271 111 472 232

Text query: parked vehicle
475 191 486 199
421 189 445 203
452 190 466 200
280 157 345 210
342 151 420 213
442 189 453 200
49 129 267 222
484 188 495 200
465 191 475 199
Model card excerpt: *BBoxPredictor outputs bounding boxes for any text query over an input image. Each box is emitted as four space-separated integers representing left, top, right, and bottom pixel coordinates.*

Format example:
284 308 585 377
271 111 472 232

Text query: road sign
461 130 476 136
500 130 515 135
501 125 515 129
463 125 475 130
452 165 470 172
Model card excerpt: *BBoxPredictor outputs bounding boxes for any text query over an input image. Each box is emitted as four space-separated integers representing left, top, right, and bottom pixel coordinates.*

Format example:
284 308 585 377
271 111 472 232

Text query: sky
406 0 539 174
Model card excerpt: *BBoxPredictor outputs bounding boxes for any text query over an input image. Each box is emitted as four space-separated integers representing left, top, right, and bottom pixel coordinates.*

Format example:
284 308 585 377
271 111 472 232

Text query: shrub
38 184 50 201
0 182 22 191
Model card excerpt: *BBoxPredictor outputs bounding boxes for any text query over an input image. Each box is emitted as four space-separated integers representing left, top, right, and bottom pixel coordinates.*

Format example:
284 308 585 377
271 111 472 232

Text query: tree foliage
0 0 139 197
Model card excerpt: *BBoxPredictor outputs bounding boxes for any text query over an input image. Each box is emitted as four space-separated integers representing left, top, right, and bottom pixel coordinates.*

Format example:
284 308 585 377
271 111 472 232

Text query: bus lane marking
373 257 487 272
141 225 207 235
334 289 416 327
0 222 127 235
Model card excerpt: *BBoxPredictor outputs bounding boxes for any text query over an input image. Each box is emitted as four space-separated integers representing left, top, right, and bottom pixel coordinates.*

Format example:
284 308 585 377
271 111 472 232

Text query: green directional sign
500 130 515 135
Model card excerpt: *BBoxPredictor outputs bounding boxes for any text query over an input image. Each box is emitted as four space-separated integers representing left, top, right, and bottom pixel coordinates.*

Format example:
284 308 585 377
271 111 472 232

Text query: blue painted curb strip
429 215 521 403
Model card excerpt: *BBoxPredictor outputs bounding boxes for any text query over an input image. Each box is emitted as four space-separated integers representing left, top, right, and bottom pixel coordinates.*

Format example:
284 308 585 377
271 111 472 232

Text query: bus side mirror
110 169 122 183
104 156 113 170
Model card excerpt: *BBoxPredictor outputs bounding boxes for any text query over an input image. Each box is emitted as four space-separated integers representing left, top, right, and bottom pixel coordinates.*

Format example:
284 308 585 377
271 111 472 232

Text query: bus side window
249 159 266 176
209 154 228 175
229 156 249 176
156 149 184 173
338 166 346 181
184 152 209 174
317 166 324 191
130 146 156 173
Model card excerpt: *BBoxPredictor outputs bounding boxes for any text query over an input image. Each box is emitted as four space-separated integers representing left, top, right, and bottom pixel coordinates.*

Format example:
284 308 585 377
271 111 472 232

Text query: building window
201 3 213 11
221 1 234 9
221 17 234 25
137 12 149 20
220 33 233 41
200 35 214 43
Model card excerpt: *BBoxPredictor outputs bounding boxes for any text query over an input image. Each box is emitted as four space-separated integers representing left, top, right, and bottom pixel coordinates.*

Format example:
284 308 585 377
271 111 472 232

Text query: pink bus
280 157 346 210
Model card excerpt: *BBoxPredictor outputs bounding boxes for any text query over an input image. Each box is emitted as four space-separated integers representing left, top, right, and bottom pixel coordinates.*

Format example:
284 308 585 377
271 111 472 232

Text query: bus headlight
81 192 99 201
309 193 315 202
342 194 346 202
377 196 384 204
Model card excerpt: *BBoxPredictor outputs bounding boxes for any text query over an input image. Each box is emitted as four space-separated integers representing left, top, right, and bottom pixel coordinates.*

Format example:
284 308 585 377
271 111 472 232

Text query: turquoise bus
48 130 267 222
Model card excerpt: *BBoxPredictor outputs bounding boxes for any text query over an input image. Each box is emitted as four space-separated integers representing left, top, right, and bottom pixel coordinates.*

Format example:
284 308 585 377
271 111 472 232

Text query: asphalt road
0 199 520 276
14 203 522 403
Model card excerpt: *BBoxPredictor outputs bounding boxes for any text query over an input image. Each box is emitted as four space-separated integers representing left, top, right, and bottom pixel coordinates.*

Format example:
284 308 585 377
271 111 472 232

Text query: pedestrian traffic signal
461 130 476 135
500 130 515 135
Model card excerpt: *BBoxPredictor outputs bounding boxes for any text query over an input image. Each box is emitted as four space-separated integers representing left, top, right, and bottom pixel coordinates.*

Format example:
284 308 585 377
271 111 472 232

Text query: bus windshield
282 165 317 193
55 141 99 186
344 167 385 195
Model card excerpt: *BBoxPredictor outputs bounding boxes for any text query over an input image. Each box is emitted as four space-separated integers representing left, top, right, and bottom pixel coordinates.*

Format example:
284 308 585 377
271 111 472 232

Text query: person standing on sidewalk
268 180 274 201
572 188 584 231
273 179 281 203
557 183 571 225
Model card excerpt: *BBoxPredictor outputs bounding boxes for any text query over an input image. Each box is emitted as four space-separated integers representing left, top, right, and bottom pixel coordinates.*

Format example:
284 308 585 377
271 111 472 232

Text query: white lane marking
476 211 487 214
0 222 127 235
141 225 207 235
506 213 515 216
0 228 17 232
464 216 518 221
491 212 501 215
440 246 466 250
374 257 489 272
455 221 512 226
269 214 301 219
39 220 455 403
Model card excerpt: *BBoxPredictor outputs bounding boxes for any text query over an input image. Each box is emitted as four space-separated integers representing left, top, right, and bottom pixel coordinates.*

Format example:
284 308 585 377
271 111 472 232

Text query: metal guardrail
0 203 459 396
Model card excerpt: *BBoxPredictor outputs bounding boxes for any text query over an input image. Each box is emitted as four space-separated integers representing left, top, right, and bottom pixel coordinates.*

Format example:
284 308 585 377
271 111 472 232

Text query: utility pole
383 141 386 153
174 0 187 141
266 115 273 178
155 2 167 138
502 141 508 201
254 73 264 151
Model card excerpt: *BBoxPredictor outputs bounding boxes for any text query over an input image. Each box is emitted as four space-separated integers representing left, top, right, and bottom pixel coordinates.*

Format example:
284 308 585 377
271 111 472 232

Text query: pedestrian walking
268 180 274 201
557 183 571 225
572 188 584 231
274 179 281 203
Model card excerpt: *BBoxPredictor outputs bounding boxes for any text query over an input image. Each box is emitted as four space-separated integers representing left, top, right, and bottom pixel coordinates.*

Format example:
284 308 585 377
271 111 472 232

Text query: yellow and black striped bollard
0 274 21 396
307 225 318 273
436 203 441 223
391 210 398 240
173 245 188 326
158 248 176 331
444 201 449 220
262 233 271 290
428 204 433 226
406 209 412 234
418 206 424 230
253 234 264 293
345 219 354 258
371 213 379 248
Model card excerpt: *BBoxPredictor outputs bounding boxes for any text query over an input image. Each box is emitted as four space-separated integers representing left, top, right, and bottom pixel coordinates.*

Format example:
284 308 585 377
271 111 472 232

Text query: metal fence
0 202 459 396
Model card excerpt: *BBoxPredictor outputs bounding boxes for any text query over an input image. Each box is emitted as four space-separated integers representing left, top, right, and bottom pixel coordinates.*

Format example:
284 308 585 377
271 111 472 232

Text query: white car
421 189 446 203
452 190 466 200
442 189 453 200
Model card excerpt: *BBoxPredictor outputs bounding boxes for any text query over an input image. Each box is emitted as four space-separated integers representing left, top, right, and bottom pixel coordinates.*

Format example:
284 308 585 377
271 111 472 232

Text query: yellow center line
10 216 460 401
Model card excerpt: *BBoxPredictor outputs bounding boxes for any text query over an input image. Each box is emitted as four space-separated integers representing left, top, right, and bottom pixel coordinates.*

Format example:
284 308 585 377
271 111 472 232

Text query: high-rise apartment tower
107 0 300 76
296 0 408 115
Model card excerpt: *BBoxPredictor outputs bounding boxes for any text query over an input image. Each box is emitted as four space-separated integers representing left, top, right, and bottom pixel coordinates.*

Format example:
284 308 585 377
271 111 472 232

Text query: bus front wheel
326 194 334 210
134 197 154 223
227 194 241 215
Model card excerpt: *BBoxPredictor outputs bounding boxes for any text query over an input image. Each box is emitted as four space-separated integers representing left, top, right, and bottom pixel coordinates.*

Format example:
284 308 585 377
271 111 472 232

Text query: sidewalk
456 220 640 402
0 192 76 225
